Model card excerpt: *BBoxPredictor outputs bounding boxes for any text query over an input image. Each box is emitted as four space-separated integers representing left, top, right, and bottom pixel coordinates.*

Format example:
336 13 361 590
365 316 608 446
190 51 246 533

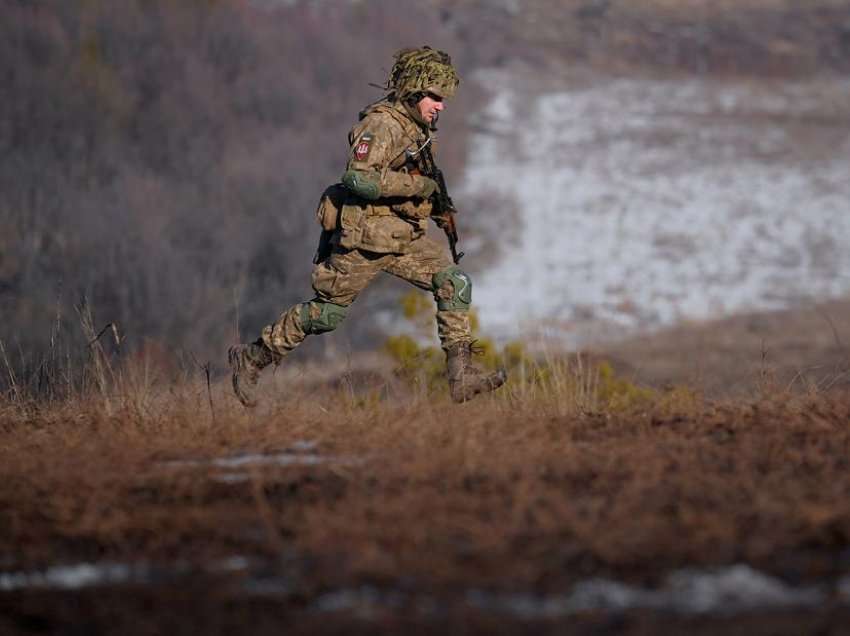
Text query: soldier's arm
341 117 436 201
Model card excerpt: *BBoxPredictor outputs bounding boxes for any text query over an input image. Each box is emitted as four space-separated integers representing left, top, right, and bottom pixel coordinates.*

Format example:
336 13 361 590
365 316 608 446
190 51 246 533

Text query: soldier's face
416 93 445 124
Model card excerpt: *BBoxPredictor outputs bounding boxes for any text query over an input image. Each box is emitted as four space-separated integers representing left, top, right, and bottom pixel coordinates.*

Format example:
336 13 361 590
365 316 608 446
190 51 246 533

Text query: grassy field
2 304 850 634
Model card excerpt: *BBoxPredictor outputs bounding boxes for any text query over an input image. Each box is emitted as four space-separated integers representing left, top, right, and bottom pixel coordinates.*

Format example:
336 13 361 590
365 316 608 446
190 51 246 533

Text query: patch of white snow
464 73 850 345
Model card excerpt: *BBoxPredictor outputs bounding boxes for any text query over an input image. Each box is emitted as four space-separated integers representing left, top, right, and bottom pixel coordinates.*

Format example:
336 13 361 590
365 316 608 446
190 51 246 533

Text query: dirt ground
3 589 850 636
604 297 850 397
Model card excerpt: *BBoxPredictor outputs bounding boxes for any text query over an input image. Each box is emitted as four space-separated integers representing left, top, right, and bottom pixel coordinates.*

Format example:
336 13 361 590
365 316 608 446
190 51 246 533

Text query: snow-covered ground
4 561 845 618
463 70 850 345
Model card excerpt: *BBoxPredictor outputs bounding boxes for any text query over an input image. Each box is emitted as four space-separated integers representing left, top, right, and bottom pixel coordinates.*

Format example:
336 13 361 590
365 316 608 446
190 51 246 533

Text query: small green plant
384 292 671 412
596 360 656 411
383 333 445 392
385 291 537 395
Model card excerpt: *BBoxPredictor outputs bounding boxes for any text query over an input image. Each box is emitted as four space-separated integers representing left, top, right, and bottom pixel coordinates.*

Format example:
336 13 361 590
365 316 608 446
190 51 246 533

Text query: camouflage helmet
386 46 460 101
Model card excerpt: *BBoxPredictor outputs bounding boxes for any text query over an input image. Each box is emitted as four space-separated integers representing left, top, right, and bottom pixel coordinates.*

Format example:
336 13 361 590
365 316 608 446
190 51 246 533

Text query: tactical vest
336 102 433 254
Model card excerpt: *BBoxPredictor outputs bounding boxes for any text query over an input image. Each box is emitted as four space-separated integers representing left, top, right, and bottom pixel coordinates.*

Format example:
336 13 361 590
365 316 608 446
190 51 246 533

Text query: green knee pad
432 266 472 312
300 300 349 335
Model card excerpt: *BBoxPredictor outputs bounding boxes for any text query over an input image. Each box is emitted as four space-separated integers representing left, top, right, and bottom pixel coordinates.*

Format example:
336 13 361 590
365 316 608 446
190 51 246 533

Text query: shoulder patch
353 134 373 162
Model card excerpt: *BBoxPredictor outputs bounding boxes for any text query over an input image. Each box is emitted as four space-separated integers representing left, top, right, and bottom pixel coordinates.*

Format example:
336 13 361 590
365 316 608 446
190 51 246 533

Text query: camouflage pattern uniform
229 47 506 406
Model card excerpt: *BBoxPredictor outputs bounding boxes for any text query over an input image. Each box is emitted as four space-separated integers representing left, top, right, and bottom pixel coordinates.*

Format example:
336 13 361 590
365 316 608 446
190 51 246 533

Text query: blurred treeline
3 0 847 391
0 0 502 378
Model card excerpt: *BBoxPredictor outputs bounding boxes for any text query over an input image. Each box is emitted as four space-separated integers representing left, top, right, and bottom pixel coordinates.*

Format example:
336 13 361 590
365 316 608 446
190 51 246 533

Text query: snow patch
464 74 850 344
161 442 360 482
0 563 137 591
0 557 253 591
304 565 829 618
467 565 824 617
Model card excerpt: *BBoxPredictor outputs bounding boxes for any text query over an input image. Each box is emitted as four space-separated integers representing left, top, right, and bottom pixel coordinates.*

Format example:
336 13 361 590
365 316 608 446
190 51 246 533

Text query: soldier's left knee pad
299 300 349 335
432 266 472 312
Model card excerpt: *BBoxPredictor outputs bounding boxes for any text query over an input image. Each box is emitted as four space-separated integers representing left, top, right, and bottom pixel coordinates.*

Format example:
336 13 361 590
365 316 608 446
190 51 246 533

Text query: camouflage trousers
261 237 471 357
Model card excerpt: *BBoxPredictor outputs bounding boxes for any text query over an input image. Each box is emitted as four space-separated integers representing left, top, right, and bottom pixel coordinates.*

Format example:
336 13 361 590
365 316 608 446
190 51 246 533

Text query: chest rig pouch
337 200 421 254
315 183 348 231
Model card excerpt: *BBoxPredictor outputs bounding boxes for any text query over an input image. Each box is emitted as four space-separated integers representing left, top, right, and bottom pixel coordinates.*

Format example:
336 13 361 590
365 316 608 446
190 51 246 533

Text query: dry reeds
2 297 850 636
1 337 849 583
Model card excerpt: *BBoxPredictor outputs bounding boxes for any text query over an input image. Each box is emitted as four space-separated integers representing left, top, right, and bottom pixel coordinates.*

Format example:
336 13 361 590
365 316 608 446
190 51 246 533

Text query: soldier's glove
416 176 438 199
431 211 451 229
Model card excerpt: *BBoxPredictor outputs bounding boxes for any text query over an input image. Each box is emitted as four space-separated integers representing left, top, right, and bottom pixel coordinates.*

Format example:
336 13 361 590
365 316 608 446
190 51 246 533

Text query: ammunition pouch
315 183 348 231
338 202 423 254
391 198 433 220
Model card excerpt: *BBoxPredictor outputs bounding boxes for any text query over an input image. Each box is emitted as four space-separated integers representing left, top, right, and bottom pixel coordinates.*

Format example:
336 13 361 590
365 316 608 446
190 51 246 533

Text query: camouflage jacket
336 99 435 254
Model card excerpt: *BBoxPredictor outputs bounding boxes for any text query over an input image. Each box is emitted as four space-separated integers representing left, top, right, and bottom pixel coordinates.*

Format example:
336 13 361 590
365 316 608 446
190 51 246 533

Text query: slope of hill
462 68 850 346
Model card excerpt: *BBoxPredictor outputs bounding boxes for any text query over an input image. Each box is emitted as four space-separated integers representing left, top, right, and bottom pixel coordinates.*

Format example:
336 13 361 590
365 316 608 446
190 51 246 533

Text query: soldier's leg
381 237 470 349
383 238 506 402
230 248 383 406
265 247 384 352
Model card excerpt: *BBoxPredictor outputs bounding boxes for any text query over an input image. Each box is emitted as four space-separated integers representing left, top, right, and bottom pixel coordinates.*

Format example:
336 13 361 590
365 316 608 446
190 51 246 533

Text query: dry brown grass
1 343 850 633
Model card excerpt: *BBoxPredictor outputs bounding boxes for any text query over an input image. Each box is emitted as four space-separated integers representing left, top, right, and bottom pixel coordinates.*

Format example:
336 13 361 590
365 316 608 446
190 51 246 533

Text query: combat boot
446 341 507 403
228 340 278 407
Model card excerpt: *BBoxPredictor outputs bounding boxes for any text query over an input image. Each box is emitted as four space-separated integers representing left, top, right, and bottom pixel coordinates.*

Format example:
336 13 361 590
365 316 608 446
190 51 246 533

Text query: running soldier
229 46 506 406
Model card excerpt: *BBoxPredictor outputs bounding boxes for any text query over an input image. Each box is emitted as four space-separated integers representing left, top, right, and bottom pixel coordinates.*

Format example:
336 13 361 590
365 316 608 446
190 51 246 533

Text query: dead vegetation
1 315 850 632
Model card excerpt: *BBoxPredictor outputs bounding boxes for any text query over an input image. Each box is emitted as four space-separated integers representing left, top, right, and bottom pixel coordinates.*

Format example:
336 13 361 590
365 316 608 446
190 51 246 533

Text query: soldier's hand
431 211 450 229
416 176 438 199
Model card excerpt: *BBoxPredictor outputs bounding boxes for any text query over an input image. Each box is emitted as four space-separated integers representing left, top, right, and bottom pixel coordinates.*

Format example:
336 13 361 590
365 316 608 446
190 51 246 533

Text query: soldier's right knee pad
299 300 349 335
432 266 472 312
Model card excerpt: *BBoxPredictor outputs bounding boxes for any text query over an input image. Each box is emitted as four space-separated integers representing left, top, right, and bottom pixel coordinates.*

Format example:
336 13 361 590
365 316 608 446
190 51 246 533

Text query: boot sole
451 368 508 403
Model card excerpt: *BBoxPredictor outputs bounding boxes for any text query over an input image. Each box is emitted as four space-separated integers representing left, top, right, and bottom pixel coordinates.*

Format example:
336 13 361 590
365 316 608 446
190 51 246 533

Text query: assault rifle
419 142 464 265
